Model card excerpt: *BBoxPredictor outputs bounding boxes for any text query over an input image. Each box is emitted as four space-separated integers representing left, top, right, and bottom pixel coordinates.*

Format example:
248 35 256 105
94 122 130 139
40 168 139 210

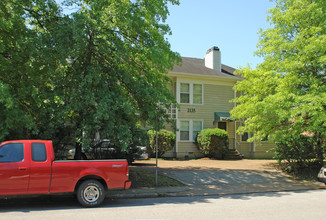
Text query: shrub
196 128 228 159
147 129 176 157
274 133 325 171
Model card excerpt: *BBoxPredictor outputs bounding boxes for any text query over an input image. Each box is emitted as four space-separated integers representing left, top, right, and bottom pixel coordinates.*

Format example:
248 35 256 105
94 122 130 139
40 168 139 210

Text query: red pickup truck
0 140 131 207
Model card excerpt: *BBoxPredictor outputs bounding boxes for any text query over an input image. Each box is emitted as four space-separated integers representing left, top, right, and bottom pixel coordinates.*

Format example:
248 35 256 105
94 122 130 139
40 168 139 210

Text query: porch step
224 149 243 160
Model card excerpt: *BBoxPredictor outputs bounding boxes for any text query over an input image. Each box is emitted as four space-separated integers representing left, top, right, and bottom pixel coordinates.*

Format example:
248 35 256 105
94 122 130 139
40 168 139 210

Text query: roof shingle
170 57 242 80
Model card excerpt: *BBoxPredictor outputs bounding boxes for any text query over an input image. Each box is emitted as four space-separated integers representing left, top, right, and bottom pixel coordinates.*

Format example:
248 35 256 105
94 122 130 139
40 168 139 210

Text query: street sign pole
155 116 158 186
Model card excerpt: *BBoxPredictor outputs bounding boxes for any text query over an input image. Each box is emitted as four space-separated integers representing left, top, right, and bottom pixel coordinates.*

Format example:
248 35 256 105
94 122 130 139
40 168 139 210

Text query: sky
166 0 276 69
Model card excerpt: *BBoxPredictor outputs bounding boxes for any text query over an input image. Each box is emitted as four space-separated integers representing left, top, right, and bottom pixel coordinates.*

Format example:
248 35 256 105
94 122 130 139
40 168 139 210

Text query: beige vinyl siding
236 134 254 158
178 84 234 122
167 77 177 96
166 75 277 159
235 130 276 159
177 142 202 158
175 81 235 158
254 142 275 158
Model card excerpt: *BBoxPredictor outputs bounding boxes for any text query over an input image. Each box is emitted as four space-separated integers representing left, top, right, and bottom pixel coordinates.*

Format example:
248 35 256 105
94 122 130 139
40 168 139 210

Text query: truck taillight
126 166 129 177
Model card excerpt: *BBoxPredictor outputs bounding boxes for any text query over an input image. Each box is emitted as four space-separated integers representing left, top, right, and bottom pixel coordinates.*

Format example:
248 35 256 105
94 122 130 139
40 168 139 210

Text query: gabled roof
169 57 242 80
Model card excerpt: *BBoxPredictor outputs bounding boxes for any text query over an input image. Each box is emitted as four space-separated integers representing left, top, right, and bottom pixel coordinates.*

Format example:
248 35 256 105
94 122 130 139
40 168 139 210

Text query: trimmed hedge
147 129 176 157
196 128 228 159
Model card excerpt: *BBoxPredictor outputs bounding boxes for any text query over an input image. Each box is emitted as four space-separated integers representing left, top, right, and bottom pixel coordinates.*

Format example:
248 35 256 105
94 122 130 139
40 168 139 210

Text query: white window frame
166 103 177 119
178 119 203 142
192 84 203 104
179 120 190 141
192 120 203 142
180 83 190 104
177 81 203 105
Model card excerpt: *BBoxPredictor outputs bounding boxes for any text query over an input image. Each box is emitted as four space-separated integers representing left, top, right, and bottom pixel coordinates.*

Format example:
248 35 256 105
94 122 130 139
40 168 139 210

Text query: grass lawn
129 171 184 188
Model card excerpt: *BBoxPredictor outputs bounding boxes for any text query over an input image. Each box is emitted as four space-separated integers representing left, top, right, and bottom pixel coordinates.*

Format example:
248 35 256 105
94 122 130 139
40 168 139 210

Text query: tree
231 0 326 165
0 0 180 158
0 0 65 142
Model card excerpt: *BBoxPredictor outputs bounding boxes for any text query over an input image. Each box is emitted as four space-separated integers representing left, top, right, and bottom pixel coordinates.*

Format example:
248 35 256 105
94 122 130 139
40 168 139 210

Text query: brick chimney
205 46 221 72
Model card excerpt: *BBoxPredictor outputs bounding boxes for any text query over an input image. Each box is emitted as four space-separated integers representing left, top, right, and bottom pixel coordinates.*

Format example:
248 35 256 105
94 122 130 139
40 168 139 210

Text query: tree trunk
74 142 82 160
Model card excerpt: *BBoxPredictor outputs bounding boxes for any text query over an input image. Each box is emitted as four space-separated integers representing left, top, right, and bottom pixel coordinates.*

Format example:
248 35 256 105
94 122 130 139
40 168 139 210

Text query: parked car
66 139 149 163
137 146 149 160
66 147 89 160
317 166 326 184
0 140 131 207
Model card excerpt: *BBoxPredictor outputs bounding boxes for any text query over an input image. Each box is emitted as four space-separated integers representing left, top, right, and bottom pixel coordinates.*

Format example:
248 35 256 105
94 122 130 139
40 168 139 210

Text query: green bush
147 129 176 157
196 128 228 159
274 133 325 171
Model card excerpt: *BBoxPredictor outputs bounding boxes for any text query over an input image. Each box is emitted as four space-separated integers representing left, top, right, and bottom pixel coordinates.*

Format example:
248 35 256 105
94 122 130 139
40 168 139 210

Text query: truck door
0 142 29 195
28 142 52 194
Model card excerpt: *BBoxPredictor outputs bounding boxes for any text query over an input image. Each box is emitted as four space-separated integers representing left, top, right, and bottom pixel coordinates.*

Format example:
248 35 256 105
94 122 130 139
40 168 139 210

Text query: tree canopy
0 0 180 154
231 0 325 163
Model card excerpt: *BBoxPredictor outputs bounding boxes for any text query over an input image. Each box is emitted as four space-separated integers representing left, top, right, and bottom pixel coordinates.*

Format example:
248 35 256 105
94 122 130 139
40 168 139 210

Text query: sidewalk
109 159 326 199
109 181 326 199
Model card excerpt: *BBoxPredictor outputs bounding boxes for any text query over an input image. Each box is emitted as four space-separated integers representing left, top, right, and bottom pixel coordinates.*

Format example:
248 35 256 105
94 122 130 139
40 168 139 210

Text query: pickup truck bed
51 160 130 192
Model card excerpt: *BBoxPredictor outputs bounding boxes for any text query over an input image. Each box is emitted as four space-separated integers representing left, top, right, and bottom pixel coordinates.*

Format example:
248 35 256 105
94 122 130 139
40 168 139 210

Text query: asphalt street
0 190 325 220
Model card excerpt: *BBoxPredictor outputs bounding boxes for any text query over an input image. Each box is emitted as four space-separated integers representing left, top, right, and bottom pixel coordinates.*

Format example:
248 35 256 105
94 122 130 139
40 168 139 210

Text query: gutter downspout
253 140 256 158
175 79 179 158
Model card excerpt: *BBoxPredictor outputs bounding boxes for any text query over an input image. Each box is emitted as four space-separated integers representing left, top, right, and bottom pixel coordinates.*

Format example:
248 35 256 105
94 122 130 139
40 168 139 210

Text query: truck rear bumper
125 180 132 189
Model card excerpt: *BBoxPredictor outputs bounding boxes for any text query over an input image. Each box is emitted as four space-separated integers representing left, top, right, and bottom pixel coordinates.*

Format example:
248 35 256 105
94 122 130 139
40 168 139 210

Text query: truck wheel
77 180 105 207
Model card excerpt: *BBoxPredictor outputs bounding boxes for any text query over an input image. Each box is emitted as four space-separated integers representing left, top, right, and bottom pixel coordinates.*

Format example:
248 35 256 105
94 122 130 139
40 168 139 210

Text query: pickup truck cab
0 140 131 207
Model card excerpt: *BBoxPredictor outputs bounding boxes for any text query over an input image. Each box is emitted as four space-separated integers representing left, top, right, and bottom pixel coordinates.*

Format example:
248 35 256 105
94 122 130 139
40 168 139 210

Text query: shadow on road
0 189 321 213
106 190 318 208
0 194 79 212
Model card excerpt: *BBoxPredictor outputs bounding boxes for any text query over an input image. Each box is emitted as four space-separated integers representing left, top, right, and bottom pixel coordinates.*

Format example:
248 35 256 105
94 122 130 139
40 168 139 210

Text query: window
0 143 24 162
180 121 190 141
179 120 203 141
166 104 177 119
180 83 190 104
241 132 249 142
193 121 203 141
179 82 203 105
32 143 47 162
193 84 202 104
261 136 268 142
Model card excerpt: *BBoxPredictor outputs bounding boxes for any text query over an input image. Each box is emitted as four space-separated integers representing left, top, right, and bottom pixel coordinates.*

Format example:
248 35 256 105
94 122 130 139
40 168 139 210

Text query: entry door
0 143 29 195
218 121 227 131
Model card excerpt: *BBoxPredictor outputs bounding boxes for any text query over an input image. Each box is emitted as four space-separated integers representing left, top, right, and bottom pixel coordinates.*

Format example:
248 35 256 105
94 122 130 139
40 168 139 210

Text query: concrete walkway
109 159 326 199
160 170 292 185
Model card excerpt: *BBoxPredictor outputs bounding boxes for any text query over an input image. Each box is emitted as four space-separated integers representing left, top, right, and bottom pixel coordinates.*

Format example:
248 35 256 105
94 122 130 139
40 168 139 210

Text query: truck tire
77 180 105 207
